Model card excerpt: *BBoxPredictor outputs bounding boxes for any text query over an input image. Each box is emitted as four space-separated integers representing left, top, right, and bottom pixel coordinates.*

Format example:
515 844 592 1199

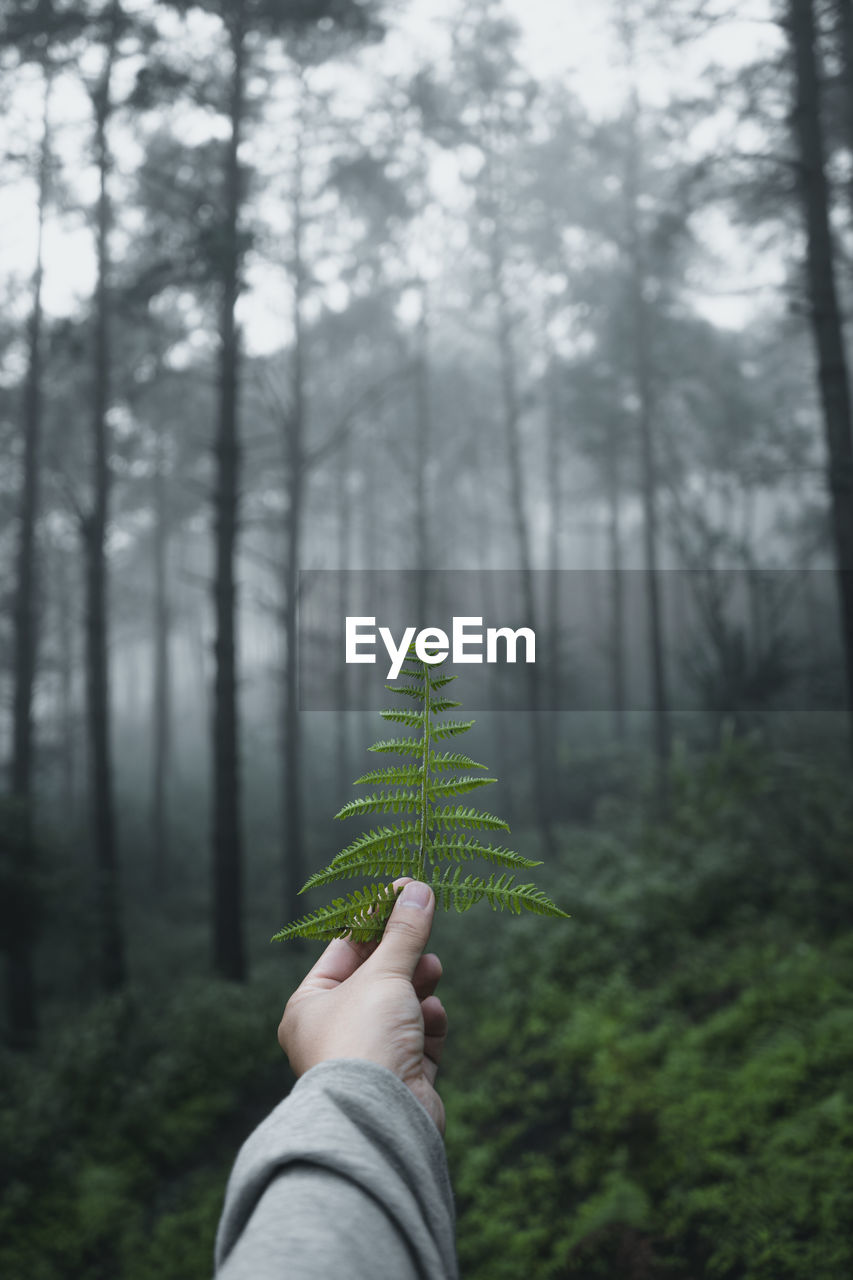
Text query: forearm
214 1059 457 1280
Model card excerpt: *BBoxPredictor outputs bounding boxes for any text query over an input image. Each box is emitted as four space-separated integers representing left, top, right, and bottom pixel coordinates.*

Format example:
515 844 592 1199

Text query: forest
1 0 853 1276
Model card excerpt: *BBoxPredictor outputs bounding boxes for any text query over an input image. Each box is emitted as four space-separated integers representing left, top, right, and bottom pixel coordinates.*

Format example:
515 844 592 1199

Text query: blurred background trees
1 0 852 1275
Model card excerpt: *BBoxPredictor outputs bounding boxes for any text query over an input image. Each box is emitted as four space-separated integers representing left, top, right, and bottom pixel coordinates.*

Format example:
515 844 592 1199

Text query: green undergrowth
2 738 851 1279
440 737 853 1279
0 974 291 1280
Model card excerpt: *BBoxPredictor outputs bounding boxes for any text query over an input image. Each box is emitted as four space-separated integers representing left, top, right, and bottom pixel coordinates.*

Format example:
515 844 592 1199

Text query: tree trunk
6 69 52 1048
489 227 556 855
789 0 853 748
414 283 431 623
282 68 308 925
57 552 77 823
334 428 351 806
212 2 247 982
544 354 563 812
480 567 516 828
606 418 627 741
85 14 126 993
151 418 171 896
833 0 853 212
624 81 671 803
281 445 304 929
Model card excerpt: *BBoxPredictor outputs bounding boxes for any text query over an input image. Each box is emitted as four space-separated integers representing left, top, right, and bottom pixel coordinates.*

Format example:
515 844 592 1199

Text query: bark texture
212 0 247 982
281 69 308 926
624 80 671 802
6 70 52 1047
789 0 853 746
84 8 126 993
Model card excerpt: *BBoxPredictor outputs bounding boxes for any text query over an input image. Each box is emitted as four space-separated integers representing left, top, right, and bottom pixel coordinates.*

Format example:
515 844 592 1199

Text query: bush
2 741 850 1279
440 742 853 1280
0 977 289 1280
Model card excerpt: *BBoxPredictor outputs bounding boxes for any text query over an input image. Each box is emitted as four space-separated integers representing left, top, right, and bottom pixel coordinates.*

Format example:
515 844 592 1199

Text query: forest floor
2 736 851 1280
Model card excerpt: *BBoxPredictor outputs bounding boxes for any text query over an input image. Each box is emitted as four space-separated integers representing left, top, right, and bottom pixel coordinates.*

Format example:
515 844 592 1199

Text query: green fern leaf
431 719 475 740
429 839 541 870
385 683 426 701
273 651 568 943
271 882 403 943
352 765 424 786
432 804 510 831
334 790 420 819
299 823 421 891
427 751 489 772
300 851 417 889
368 737 422 757
428 868 570 919
426 775 497 799
380 709 425 727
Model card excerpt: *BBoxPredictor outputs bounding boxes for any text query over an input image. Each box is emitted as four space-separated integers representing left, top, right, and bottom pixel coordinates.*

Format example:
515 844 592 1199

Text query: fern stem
418 657 431 880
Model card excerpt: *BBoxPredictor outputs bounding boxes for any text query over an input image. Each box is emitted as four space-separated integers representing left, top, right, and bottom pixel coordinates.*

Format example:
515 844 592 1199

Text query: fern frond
428 868 571 919
432 804 510 832
331 821 421 862
427 751 489 772
426 775 497 799
385 683 426 701
273 649 569 945
380 709 425 727
352 765 423 786
431 719 475 739
334 790 420 819
271 882 403 943
300 852 416 889
303 839 538 890
428 839 541 871
428 673 457 689
299 823 421 891
368 737 421 757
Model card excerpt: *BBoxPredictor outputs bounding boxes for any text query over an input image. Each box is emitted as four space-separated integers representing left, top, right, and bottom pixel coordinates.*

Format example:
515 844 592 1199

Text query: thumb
373 881 435 979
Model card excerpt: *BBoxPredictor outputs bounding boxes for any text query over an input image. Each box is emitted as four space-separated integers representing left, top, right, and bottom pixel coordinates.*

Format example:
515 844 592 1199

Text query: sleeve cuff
214 1058 457 1279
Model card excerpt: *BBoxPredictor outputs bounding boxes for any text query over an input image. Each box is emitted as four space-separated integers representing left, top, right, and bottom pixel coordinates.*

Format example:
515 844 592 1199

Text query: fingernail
400 881 431 909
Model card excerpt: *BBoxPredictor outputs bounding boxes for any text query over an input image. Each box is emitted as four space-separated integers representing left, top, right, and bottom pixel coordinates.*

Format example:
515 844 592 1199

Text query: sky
0 0 784 361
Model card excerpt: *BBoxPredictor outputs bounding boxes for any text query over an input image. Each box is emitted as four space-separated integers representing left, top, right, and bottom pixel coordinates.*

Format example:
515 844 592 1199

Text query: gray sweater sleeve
213 1059 458 1280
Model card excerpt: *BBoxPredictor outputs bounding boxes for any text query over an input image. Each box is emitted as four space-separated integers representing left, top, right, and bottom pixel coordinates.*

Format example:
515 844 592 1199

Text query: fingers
413 952 442 1002
299 934 377 992
298 879 405 991
370 881 435 980
421 994 448 1084
422 994 448 1048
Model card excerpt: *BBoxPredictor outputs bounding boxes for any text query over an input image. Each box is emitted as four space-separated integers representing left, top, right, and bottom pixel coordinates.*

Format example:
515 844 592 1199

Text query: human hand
278 880 449 1134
